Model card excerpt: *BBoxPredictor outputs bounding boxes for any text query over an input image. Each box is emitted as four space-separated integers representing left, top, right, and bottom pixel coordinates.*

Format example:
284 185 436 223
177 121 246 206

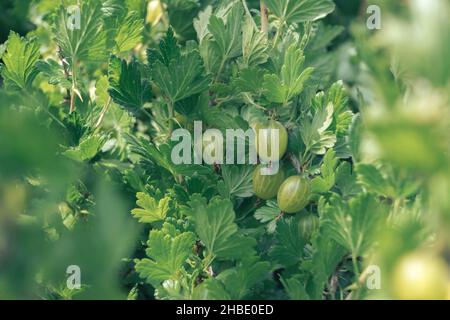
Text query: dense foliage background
0 0 449 300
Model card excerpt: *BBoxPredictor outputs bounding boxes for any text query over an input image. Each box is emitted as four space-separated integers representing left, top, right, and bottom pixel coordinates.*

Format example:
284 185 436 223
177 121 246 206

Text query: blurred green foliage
0 1 34 43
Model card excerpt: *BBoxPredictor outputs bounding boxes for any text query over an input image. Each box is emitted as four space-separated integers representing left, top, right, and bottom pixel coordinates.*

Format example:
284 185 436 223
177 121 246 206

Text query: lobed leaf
186 195 256 260
265 0 335 25
108 55 152 113
0 32 40 91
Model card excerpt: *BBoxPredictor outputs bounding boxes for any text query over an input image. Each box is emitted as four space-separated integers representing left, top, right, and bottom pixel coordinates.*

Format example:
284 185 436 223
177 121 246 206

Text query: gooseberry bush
1 0 449 300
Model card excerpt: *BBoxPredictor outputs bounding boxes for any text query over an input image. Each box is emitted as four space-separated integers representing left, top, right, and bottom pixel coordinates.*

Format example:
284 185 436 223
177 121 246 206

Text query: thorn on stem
276 211 285 221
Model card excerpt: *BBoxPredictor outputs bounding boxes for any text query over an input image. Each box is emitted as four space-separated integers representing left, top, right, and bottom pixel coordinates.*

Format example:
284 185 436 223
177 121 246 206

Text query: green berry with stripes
252 165 286 200
277 176 311 214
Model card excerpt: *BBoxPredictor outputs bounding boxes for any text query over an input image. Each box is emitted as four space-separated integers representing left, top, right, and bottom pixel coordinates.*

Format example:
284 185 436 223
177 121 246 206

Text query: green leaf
193 257 270 300
53 1 107 63
241 15 268 67
356 164 422 199
155 279 190 300
336 110 354 135
148 27 180 67
261 74 285 104
326 81 354 136
113 11 144 54
254 200 280 233
217 256 271 299
192 278 231 300
303 225 347 299
218 165 254 199
131 192 169 223
327 80 349 115
313 101 334 134
135 226 196 286
269 217 306 267
163 0 199 11
311 149 338 194
186 195 256 260
265 0 335 25
199 100 244 130
321 194 386 258
95 75 110 106
263 44 314 104
194 6 213 43
356 164 393 198
108 55 152 113
101 0 128 18
309 24 345 51
0 32 40 91
35 59 71 88
150 30 210 103
208 3 243 65
349 114 362 162
0 43 6 59
234 67 267 94
127 135 176 175
126 135 212 177
335 162 362 199
301 102 336 155
280 276 310 300
63 134 105 162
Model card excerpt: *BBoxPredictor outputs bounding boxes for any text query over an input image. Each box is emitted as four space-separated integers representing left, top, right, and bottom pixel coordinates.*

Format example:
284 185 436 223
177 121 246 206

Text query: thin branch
214 58 226 84
69 86 76 114
260 1 269 35
58 47 73 112
69 56 81 114
167 99 174 138
141 108 153 121
272 21 284 48
95 96 112 128
358 0 368 18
